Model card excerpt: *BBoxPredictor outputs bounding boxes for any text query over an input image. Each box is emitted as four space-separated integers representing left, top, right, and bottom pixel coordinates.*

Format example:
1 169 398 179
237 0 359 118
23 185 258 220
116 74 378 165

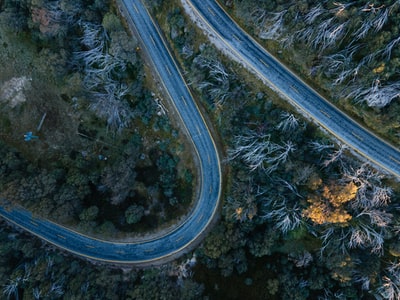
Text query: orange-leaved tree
303 182 358 225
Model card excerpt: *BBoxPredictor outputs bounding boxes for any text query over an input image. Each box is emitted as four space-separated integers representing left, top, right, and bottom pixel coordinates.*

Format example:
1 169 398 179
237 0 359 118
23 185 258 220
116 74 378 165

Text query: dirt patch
0 76 32 108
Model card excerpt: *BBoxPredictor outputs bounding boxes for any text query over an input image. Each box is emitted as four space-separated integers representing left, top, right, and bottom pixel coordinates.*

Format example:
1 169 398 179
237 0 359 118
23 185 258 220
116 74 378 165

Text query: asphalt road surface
0 0 222 265
187 0 400 177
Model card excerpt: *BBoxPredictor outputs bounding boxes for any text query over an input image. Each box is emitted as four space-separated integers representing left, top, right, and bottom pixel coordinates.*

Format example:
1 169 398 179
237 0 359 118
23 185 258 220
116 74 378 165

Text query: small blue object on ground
24 132 39 141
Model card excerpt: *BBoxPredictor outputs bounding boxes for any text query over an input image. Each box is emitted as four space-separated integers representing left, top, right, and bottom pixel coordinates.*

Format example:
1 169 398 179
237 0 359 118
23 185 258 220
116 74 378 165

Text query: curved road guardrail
186 0 400 178
0 0 222 265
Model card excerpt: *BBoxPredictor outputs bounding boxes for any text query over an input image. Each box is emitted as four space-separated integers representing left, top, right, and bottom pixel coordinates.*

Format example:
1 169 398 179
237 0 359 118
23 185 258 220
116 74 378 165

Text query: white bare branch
276 178 302 198
264 141 296 174
194 54 233 106
348 224 384 255
33 287 42 300
289 251 313 268
262 199 302 234
276 112 299 132
347 79 400 108
372 186 392 207
322 44 362 84
228 127 295 173
373 7 389 32
181 44 194 58
309 140 335 152
257 10 287 40
228 129 272 171
383 36 400 61
322 144 346 167
89 83 133 131
352 19 372 40
375 275 400 300
304 4 325 25
356 209 392 228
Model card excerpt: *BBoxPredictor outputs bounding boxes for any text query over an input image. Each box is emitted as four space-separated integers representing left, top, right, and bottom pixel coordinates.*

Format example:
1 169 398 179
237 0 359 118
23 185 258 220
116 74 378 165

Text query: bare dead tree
294 26 315 45
154 98 168 116
322 144 346 167
276 178 302 198
288 251 313 268
309 140 335 152
372 186 392 207
90 83 133 131
228 130 272 171
373 7 389 32
312 17 334 48
304 4 325 25
74 22 134 132
352 19 372 40
256 10 287 40
276 112 299 132
3 278 21 300
33 287 42 300
194 54 233 106
322 44 362 84
356 208 392 228
78 22 108 50
342 163 392 216
353 273 371 291
383 36 400 61
348 224 384 255
375 277 400 300
375 262 400 300
250 8 268 28
264 141 296 174
181 44 194 58
45 0 80 25
386 261 400 279
347 79 400 107
342 163 383 186
326 21 349 47
295 164 315 185
228 127 295 173
262 199 302 234
319 227 349 256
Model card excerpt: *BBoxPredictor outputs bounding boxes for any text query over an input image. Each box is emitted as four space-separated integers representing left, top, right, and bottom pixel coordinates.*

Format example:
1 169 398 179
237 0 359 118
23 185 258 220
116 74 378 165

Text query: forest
0 0 195 240
228 0 400 146
1 0 400 299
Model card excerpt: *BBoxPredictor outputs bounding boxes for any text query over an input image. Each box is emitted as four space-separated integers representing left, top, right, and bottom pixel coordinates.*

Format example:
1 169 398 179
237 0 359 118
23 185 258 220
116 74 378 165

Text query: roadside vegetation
1 0 400 299
0 227 204 299
0 0 195 240
153 0 400 299
224 0 400 147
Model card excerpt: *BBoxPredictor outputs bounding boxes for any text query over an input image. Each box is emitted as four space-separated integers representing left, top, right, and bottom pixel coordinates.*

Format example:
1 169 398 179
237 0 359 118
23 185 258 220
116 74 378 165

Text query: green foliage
125 204 145 224
247 230 278 257
79 205 99 221
102 12 123 32
266 279 279 296
153 1 400 296
0 0 194 240
3 0 400 299
0 224 206 299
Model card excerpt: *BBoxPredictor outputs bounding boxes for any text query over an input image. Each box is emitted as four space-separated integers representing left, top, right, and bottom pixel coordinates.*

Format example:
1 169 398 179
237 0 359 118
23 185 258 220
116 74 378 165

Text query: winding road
185 0 400 177
0 0 222 265
1 0 400 265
